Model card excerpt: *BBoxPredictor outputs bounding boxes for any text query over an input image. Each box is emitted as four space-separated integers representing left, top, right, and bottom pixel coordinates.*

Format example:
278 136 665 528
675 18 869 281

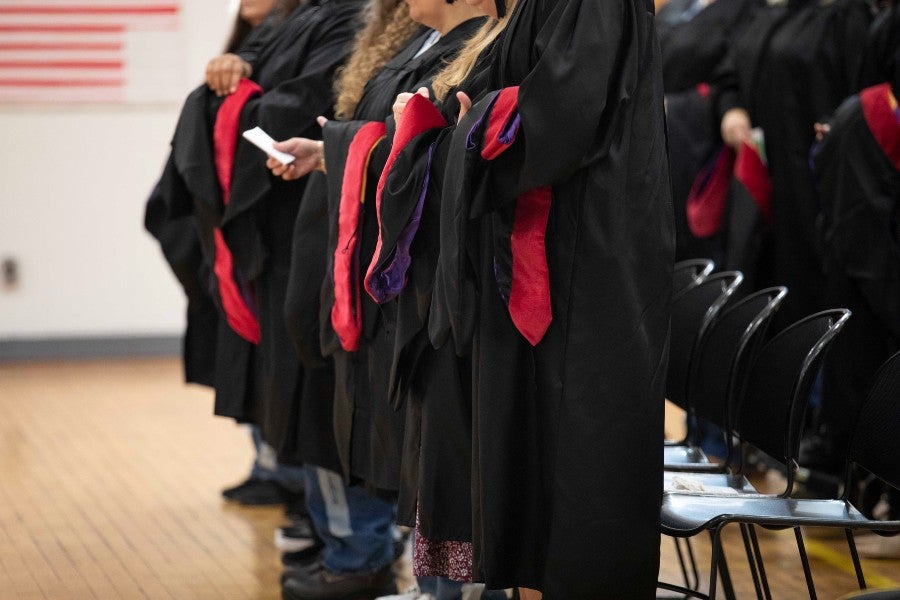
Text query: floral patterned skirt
412 512 473 582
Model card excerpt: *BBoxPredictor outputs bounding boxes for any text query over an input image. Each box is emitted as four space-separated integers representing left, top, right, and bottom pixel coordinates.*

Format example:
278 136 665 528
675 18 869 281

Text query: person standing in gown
815 2 900 542
707 0 872 487
417 0 673 596
655 0 760 261
266 1 488 597
366 3 516 591
145 0 308 508
711 0 872 323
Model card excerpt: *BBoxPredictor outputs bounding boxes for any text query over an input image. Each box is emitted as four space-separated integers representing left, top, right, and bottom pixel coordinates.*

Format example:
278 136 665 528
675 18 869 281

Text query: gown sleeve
221 6 360 279
505 0 643 194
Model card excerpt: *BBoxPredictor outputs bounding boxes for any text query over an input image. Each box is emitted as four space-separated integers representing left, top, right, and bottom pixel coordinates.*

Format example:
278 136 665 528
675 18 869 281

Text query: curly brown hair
333 0 421 119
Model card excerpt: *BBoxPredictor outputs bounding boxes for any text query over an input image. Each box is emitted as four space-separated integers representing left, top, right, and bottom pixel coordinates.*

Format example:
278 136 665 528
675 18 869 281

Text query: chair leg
793 527 817 600
845 529 867 590
674 537 693 591
656 580 710 600
705 526 737 600
739 524 764 600
717 535 737 600
748 525 772 600
708 528 722 600
686 536 700 591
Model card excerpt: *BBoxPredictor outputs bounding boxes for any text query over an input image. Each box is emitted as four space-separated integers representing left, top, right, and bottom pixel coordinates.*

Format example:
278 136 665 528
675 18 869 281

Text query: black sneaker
282 541 325 568
281 557 325 585
282 563 396 600
276 517 318 552
222 477 286 506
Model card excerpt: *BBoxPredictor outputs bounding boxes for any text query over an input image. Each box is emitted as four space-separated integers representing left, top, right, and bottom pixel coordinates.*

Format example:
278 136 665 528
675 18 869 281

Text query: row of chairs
656 259 900 599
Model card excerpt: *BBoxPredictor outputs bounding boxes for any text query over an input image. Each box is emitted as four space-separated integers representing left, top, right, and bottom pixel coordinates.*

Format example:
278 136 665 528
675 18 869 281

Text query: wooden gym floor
0 357 897 599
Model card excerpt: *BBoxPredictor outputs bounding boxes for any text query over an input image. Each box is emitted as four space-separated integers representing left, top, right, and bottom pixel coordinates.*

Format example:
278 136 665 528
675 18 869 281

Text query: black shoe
282 540 325 568
284 489 309 520
281 557 325 585
276 517 318 552
282 564 395 600
222 477 286 506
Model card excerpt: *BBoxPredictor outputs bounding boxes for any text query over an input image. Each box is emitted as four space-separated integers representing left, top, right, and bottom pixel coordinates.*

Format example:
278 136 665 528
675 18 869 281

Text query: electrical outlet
2 257 19 288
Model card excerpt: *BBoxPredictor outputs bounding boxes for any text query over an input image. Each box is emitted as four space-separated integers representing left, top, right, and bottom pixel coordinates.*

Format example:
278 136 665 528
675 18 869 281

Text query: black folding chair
660 309 859 599
687 287 788 472
662 287 787 595
665 271 743 469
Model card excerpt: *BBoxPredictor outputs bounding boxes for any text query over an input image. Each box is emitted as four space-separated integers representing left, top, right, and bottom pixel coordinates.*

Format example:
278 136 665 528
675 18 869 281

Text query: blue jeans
249 425 305 492
304 465 395 574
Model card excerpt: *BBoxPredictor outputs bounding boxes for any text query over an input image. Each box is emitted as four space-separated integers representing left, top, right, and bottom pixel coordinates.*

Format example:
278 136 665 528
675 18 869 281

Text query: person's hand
266 137 324 180
814 122 831 142
392 87 430 127
456 91 472 122
205 53 251 96
720 108 751 150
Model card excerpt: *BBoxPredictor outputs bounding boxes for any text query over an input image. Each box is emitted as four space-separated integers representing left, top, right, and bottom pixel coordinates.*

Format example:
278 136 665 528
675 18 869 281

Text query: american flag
0 0 182 103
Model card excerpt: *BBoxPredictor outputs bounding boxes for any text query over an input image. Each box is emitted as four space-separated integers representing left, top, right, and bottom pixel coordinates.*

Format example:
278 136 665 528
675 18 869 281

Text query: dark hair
224 13 253 53
224 0 304 53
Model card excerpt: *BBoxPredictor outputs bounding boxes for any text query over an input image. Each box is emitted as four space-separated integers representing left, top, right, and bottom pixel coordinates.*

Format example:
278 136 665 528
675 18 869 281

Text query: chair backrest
673 258 715 295
667 271 743 412
850 351 900 491
736 309 851 485
690 287 788 432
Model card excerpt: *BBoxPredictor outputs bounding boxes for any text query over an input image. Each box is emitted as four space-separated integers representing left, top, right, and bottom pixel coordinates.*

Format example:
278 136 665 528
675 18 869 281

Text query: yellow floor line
805 538 900 589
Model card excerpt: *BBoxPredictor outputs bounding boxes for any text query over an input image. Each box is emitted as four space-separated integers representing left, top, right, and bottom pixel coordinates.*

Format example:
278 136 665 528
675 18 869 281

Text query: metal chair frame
661 287 787 598
659 309 884 600
665 271 744 467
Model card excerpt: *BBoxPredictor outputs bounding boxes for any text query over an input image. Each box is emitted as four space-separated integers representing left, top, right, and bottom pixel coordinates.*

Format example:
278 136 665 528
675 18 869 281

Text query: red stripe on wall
0 60 123 69
0 78 124 87
0 5 177 16
0 24 125 33
0 42 124 51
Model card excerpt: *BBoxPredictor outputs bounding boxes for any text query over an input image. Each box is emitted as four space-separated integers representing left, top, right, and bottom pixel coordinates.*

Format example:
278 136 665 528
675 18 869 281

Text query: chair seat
664 471 757 495
663 445 722 472
661 493 900 536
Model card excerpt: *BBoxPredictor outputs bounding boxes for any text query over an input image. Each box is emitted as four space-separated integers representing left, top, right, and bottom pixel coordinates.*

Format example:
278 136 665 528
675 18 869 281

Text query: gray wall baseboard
0 335 181 362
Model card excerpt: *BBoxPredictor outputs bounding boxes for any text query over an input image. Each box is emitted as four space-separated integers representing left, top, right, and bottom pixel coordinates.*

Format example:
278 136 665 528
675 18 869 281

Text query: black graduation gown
365 34 495 540
149 85 264 422
444 0 673 595
143 19 280 393
858 4 900 91
145 155 219 388
214 0 364 467
659 0 759 94
657 0 760 260
307 21 483 490
815 83 900 467
713 0 871 322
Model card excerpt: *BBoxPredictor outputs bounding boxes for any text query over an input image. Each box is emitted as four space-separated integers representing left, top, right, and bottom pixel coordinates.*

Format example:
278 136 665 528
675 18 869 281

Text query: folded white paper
242 126 296 165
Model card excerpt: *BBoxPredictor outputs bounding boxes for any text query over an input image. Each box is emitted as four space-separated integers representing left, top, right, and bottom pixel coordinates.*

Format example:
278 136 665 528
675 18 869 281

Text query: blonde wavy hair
334 0 421 119
431 0 517 102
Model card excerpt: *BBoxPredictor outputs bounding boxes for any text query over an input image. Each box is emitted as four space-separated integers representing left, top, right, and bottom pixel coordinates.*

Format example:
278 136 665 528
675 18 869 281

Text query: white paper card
242 126 296 165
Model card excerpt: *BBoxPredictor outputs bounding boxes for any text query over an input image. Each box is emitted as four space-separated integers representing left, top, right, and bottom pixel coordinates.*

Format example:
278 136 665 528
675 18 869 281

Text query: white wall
0 1 233 339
